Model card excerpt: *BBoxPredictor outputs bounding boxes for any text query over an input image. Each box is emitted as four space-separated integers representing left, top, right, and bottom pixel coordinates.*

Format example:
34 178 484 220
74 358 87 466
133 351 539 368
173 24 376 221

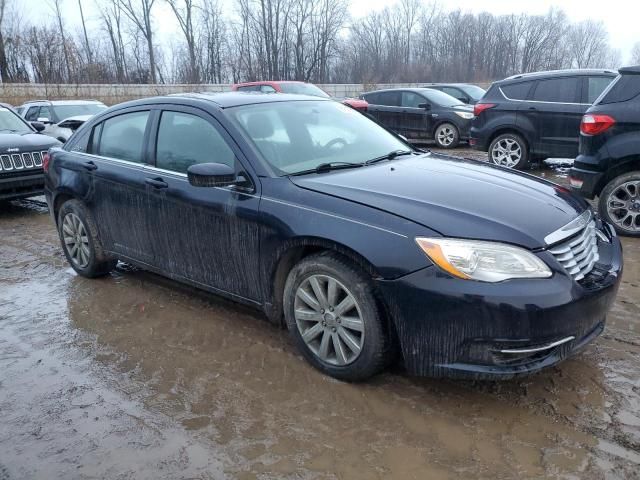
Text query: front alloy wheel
294 274 364 366
434 123 460 149
284 252 391 381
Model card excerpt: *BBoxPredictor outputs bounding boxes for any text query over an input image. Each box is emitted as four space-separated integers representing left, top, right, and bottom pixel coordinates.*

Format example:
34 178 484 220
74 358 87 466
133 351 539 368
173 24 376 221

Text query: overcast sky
20 0 640 63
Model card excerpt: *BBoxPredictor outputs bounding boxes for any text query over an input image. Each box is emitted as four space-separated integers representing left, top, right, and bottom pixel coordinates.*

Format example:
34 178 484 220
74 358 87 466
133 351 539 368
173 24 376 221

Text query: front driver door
399 91 432 141
144 106 262 303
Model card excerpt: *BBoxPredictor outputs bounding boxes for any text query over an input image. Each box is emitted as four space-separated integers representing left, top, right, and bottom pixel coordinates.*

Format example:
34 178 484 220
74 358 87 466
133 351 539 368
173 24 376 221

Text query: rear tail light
580 114 616 135
43 153 50 172
473 103 496 116
569 176 584 189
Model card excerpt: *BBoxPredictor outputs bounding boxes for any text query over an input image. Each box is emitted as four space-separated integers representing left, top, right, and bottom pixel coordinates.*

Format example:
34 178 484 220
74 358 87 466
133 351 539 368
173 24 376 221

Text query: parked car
361 88 474 148
569 66 640 236
422 83 486 105
470 69 616 168
18 100 108 143
45 93 621 381
231 80 368 111
0 103 61 201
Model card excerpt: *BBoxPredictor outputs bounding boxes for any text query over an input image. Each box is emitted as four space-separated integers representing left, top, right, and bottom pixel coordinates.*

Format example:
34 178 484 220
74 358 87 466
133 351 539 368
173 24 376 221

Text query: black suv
570 66 640 236
0 104 61 201
470 69 616 168
421 83 486 105
361 88 474 149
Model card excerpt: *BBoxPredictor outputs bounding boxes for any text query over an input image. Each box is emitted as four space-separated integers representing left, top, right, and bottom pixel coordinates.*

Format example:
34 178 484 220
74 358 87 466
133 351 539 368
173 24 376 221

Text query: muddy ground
1 155 639 479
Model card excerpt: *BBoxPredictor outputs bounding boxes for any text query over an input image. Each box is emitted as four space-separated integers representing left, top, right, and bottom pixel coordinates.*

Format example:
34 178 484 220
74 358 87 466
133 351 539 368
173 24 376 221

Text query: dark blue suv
471 69 616 169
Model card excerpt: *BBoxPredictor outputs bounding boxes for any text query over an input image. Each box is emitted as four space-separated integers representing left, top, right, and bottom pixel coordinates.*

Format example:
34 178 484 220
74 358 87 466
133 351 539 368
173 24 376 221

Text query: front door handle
528 106 538 111
82 160 97 171
145 177 168 189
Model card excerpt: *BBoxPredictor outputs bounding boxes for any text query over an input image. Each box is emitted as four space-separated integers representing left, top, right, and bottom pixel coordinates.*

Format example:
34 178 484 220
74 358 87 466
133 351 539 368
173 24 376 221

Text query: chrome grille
548 219 599 281
32 152 43 167
11 154 23 169
22 152 34 168
0 151 45 172
0 154 12 170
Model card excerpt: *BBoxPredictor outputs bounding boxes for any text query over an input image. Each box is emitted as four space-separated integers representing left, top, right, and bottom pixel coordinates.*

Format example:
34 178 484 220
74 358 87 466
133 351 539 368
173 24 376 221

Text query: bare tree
166 0 199 83
50 0 73 81
117 0 158 83
77 0 93 66
0 0 10 81
632 42 640 65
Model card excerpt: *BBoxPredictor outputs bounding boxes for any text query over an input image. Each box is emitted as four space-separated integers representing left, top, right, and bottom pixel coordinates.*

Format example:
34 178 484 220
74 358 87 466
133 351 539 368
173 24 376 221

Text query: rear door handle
145 177 168 189
82 160 97 171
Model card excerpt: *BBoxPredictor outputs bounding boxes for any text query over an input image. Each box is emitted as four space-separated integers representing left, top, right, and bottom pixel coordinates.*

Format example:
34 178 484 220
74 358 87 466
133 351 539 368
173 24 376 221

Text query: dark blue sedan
44 93 622 381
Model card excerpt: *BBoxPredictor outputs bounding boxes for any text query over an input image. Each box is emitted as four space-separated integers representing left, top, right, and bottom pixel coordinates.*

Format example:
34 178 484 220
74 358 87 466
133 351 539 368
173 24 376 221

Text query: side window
155 111 235 174
377 92 401 106
442 87 463 99
97 111 149 163
25 107 40 121
500 81 534 100
237 85 259 92
68 127 91 153
531 77 580 103
586 76 614 104
39 106 52 121
260 85 277 93
401 91 426 108
599 75 640 105
363 92 379 104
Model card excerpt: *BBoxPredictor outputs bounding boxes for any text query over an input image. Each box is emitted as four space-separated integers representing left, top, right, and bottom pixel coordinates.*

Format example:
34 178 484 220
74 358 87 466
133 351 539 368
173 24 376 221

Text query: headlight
454 111 474 120
415 237 552 282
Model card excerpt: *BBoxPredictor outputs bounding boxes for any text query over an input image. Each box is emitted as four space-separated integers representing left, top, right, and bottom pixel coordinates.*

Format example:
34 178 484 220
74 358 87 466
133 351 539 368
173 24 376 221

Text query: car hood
290 154 589 249
0 132 61 152
57 114 93 129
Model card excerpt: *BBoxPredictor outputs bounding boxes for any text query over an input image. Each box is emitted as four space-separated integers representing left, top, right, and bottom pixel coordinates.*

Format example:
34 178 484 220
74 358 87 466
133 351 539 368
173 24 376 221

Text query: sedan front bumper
376 233 622 379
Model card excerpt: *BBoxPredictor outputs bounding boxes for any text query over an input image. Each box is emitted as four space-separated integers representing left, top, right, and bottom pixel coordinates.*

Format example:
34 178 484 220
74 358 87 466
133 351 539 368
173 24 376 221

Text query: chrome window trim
544 210 592 246
499 87 590 106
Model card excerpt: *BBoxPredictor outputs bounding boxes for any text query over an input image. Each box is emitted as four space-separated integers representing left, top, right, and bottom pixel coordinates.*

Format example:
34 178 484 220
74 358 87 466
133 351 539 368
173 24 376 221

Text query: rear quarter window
597 75 640 104
500 81 534 100
586 76 614 104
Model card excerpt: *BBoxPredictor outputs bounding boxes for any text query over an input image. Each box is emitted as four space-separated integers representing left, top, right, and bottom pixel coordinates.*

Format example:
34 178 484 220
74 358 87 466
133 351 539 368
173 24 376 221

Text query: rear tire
599 172 640 237
434 123 460 149
488 133 529 169
57 199 117 277
284 252 390 381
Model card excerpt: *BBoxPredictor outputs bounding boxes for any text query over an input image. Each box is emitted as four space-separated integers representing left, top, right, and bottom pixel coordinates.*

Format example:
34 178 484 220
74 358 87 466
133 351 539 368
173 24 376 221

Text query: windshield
230 100 409 175
459 85 486 101
0 107 32 133
279 83 330 98
421 89 466 107
52 103 107 120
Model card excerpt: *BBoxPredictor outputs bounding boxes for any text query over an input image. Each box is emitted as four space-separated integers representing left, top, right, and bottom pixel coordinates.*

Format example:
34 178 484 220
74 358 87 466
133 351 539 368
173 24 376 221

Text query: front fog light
416 237 552 282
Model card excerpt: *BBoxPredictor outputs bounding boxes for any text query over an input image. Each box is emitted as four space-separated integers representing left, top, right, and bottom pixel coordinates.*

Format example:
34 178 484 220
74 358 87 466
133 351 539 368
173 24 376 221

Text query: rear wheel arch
597 156 640 197
53 193 75 225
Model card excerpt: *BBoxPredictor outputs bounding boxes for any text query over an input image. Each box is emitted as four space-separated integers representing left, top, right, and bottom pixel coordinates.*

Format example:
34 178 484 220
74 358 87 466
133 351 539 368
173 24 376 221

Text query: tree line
0 0 635 86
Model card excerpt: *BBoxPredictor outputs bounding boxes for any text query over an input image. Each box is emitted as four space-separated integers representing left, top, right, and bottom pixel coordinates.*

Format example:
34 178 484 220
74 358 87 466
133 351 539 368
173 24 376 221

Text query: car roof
501 69 616 83
234 80 306 87
422 83 480 87
363 87 437 94
121 91 332 109
20 99 105 106
619 65 640 75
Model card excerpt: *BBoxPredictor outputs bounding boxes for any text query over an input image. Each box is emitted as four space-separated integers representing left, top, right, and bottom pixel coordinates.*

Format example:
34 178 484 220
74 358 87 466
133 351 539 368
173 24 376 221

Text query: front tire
434 123 460 149
57 199 117 277
599 172 640 237
283 252 390 381
489 133 528 169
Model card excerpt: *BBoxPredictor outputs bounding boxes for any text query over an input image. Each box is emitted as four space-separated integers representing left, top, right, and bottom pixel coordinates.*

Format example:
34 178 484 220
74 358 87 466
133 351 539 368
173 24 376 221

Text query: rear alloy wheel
434 123 460 149
599 173 640 237
284 252 390 381
489 133 529 169
58 199 117 277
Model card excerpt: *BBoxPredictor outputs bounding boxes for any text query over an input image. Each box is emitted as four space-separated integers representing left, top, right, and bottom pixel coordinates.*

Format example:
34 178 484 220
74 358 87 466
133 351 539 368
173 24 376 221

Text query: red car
231 81 368 112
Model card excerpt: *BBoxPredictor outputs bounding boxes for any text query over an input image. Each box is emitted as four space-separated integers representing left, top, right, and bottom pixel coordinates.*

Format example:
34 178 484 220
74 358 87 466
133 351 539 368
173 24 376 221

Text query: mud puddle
1 187 639 479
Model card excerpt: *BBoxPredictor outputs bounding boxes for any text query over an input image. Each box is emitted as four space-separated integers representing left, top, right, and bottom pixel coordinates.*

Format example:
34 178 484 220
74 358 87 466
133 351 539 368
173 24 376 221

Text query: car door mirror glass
187 162 237 187
37 117 51 124
418 103 431 110
457 97 470 104
30 121 46 132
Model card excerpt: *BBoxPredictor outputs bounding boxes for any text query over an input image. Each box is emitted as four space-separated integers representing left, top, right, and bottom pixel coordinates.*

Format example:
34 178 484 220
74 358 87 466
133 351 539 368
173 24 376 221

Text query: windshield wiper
364 149 414 165
291 161 363 176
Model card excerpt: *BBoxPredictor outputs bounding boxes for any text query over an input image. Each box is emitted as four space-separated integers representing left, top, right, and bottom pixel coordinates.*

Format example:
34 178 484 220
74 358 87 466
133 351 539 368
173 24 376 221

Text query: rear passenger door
524 76 583 158
362 91 404 134
85 108 154 262
144 106 262 301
